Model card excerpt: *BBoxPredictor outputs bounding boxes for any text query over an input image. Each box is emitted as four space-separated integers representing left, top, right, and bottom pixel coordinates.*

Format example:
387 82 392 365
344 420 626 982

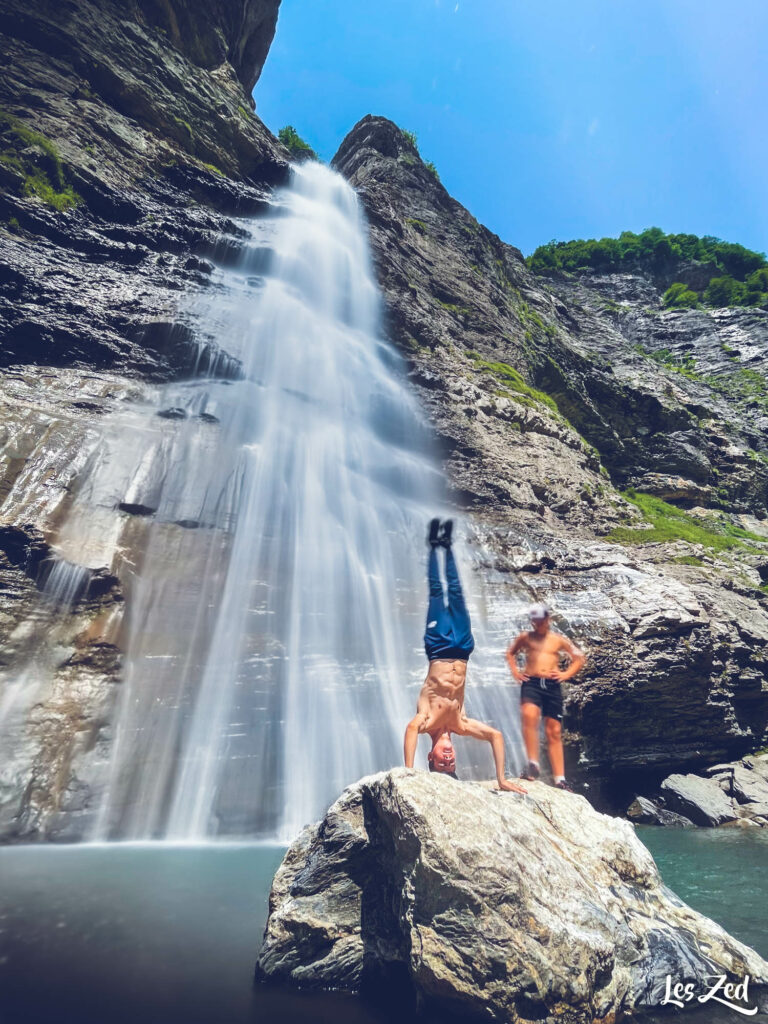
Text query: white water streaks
93 162 449 839
0 163 531 844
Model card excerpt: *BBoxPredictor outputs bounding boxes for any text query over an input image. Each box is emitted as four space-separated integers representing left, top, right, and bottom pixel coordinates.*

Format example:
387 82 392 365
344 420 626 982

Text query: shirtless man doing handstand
404 518 524 792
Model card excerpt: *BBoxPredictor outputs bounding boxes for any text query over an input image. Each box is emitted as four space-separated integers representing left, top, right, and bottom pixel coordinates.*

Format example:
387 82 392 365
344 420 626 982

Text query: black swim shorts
520 676 563 721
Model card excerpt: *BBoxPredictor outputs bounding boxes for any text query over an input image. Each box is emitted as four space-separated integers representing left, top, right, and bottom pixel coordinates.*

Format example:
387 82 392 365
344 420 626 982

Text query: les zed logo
662 974 758 1016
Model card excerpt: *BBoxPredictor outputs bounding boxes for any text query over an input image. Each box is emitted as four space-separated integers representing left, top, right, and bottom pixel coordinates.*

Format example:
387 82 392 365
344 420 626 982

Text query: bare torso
416 658 468 731
518 630 567 677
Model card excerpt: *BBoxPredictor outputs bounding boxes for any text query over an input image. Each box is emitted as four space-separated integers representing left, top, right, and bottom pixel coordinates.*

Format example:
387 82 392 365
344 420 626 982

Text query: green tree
662 282 700 309
744 268 768 307
277 125 317 162
703 275 747 307
527 227 767 310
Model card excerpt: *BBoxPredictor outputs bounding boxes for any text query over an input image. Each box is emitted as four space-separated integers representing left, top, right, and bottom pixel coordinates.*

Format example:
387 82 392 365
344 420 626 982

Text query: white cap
528 602 550 622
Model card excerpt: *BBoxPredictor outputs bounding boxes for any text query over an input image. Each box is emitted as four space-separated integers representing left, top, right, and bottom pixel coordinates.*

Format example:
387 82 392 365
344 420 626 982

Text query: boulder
626 795 694 827
256 769 767 1023
661 773 738 826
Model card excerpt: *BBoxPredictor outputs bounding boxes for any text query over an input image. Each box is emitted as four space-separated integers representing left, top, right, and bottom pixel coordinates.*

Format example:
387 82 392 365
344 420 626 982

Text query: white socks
554 774 565 784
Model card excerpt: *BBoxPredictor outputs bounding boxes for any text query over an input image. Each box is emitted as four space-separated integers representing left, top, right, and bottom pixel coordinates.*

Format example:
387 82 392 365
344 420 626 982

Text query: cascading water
95 162 455 840
1 162 527 843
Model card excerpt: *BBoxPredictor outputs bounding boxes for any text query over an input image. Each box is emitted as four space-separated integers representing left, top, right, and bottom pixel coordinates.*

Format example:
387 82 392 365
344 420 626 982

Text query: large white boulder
256 769 768 1022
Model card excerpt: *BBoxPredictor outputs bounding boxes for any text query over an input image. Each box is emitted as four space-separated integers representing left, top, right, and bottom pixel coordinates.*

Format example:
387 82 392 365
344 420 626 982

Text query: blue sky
255 1 767 257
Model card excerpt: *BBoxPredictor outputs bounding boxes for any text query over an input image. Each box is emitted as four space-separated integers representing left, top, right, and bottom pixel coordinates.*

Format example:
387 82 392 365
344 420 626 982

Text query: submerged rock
256 769 768 1023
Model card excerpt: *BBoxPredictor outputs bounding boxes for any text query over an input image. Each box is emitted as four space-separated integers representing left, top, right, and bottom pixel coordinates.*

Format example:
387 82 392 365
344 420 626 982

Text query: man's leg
444 546 474 655
545 716 565 779
424 547 450 659
455 716 526 793
521 700 542 771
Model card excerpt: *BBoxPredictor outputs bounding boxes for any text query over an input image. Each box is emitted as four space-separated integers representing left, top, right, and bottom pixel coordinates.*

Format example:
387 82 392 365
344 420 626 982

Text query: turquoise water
638 826 768 960
0 829 766 1024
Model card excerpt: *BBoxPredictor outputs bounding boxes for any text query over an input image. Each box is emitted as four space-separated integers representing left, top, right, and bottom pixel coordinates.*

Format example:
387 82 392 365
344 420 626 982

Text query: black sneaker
554 779 574 792
428 518 441 547
520 761 540 781
438 519 453 548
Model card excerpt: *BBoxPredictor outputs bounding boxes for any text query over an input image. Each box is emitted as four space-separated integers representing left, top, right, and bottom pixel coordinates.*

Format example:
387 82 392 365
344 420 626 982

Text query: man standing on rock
404 518 525 793
506 603 585 789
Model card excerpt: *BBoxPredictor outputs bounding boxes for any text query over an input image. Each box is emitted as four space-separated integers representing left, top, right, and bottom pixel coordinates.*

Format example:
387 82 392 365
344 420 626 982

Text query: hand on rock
498 779 526 794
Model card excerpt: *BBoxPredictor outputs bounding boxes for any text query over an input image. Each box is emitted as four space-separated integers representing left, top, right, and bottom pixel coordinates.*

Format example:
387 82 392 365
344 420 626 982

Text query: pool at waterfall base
0 827 766 1024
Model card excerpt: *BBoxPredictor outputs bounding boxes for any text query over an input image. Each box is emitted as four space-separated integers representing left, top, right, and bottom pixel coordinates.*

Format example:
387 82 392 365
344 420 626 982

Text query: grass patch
424 160 440 182
438 299 471 316
405 217 428 233
637 345 701 380
705 367 768 410
607 489 766 551
467 351 559 414
673 555 705 566
0 109 81 210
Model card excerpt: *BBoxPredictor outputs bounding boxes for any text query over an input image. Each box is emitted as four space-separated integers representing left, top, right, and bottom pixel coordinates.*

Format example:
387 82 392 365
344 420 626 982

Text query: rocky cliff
0 0 286 839
1 7 768 839
256 769 768 1022
332 116 768 806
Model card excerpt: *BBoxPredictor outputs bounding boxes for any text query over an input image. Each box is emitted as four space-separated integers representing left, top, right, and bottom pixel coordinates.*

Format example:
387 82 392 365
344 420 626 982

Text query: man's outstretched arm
456 717 526 793
404 715 424 767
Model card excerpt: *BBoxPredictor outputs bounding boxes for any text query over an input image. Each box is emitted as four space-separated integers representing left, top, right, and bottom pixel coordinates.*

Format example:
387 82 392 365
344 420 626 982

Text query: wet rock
333 116 768 803
626 795 694 828
257 769 768 1022
0 0 289 840
661 773 739 826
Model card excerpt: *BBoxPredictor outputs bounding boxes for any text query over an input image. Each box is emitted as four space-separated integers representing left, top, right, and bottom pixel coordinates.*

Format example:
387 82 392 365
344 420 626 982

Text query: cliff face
537 268 768 512
333 116 768 803
0 0 286 839
1 11 767 839
0 0 287 374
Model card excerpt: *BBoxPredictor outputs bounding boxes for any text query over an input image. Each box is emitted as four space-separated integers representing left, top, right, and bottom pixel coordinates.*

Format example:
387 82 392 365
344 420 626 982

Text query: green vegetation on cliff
400 129 440 181
0 110 82 210
528 228 767 309
466 352 559 413
661 282 700 309
608 489 765 551
278 125 317 161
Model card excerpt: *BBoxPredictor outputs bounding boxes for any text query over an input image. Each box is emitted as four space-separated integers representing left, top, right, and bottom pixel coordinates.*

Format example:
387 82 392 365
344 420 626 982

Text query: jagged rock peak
334 114 413 165
333 114 449 197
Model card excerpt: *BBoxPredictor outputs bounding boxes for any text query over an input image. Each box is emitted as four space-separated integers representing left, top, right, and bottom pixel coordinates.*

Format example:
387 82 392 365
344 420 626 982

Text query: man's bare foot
498 778 527 793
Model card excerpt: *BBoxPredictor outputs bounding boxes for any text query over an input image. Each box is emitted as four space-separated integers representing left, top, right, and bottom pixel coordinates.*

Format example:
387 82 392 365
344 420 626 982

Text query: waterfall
1 162 528 843
94 162 451 840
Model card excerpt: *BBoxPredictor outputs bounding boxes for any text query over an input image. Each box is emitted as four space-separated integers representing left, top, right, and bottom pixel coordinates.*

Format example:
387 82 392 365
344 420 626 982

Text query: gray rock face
661 773 739 826
332 116 768 799
0 0 288 838
135 0 282 92
257 769 768 1023
646 754 768 828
